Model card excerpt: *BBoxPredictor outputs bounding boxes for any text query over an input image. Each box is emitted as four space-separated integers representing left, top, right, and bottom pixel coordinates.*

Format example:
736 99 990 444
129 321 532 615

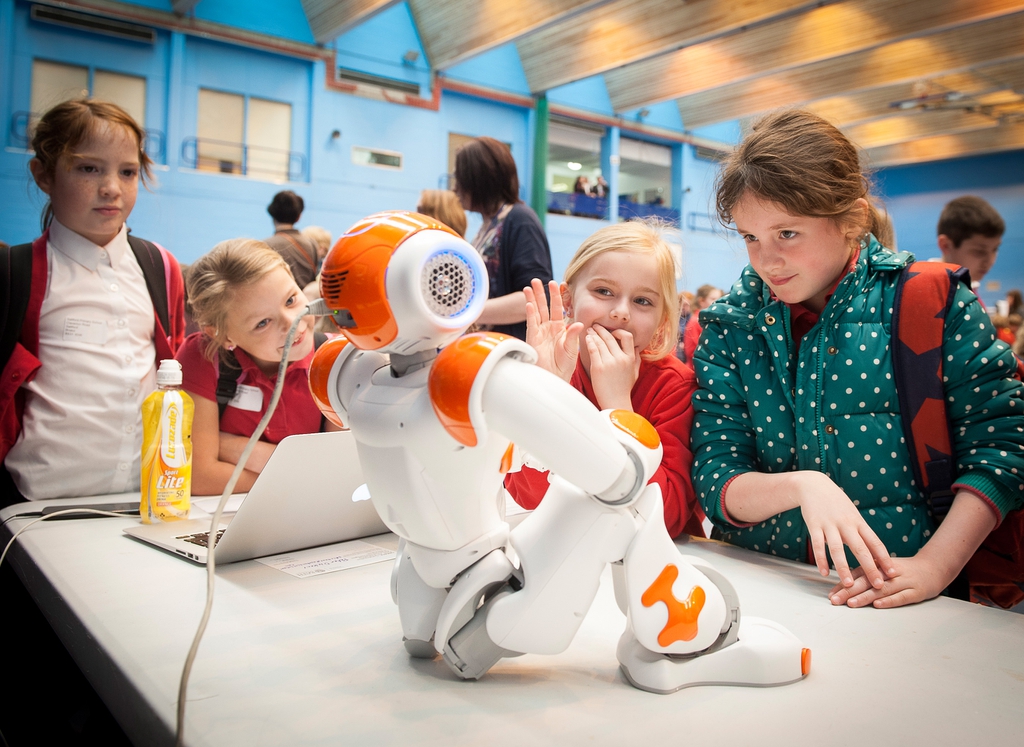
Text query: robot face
320 211 488 354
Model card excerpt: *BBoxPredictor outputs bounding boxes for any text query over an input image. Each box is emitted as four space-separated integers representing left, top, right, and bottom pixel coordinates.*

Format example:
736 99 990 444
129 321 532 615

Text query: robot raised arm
428 332 653 507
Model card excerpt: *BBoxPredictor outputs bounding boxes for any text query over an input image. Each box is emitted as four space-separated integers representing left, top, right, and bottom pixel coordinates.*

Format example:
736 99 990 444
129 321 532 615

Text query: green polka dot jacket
691 237 1024 564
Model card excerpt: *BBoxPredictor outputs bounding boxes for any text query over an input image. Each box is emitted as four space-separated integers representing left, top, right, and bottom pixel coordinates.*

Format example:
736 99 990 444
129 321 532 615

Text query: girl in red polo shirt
177 239 335 495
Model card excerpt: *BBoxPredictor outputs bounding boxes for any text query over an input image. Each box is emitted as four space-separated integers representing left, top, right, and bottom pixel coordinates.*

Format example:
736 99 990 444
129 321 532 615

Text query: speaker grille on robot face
421 251 476 318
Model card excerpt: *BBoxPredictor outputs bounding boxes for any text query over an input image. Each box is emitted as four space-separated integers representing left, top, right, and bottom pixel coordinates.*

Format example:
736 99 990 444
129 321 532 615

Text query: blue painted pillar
671 142 684 228
602 125 620 222
165 31 186 169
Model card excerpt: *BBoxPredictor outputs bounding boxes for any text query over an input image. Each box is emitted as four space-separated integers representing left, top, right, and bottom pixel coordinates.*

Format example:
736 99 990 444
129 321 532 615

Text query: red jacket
682 312 703 363
0 232 186 462
504 355 706 538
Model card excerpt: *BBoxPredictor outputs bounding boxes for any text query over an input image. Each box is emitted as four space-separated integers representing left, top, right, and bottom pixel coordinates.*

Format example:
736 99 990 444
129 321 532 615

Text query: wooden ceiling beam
300 0 399 44
410 0 608 71
807 59 1024 127
608 0 1024 112
863 122 1024 167
844 110 1000 150
517 0 822 94
677 11 1024 129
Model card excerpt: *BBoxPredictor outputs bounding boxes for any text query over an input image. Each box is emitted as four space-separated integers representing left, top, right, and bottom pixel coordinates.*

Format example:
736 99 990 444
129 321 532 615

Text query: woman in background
453 137 553 340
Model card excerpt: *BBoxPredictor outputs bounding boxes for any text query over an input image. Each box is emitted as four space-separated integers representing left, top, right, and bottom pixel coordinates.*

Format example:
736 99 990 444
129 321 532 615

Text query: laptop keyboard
178 529 225 548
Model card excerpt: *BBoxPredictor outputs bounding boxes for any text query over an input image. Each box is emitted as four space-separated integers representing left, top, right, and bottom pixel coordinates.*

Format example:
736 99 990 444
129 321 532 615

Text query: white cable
174 304 321 747
1 508 135 569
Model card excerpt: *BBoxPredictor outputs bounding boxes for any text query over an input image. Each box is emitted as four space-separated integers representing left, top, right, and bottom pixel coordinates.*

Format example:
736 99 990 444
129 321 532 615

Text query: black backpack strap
1 243 34 373
891 262 969 521
127 234 170 336
216 349 244 419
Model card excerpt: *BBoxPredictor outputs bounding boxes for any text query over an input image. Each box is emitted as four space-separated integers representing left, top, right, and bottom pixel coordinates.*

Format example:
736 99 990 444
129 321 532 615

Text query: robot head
319 211 488 355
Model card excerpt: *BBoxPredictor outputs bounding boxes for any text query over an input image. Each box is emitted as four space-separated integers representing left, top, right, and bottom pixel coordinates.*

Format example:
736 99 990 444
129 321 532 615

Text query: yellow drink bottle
141 360 194 523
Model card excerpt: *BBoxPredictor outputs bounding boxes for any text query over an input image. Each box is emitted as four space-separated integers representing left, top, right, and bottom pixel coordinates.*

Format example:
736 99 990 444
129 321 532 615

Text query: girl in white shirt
2 99 185 501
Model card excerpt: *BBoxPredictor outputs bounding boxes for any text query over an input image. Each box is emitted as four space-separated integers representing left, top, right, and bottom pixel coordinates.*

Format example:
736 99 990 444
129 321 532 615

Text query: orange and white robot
308 211 809 693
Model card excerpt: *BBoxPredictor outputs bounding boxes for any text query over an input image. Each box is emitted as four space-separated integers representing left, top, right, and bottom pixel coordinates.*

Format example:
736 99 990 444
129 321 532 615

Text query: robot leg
438 475 635 678
392 540 448 658
616 487 809 693
435 548 524 679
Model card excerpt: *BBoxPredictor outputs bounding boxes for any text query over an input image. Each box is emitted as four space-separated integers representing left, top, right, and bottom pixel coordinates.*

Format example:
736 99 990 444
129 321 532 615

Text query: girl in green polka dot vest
691 110 1024 610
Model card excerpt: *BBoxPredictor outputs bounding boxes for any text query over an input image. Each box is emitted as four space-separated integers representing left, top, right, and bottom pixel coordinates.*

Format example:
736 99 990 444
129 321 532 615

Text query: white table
4 495 1023 747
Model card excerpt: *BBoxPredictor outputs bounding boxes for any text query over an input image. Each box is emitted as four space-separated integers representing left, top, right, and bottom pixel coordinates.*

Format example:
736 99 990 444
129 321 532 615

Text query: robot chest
347 381 441 445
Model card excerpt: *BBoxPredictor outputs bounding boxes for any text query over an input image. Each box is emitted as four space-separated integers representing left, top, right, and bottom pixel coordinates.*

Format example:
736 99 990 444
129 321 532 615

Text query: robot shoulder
309 336 387 426
428 332 536 447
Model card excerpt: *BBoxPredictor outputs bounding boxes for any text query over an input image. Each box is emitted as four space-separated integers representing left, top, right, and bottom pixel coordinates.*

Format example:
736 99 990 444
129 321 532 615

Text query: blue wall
8 0 1020 305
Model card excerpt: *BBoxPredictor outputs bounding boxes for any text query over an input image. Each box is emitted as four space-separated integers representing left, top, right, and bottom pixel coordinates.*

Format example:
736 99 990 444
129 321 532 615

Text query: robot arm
429 333 654 507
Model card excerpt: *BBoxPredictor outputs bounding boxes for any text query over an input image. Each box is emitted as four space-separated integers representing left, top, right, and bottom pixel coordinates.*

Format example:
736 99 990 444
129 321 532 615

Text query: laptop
124 430 389 564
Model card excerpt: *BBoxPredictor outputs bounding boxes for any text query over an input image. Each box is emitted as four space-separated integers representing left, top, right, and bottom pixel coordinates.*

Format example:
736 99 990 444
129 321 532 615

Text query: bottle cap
156 359 183 387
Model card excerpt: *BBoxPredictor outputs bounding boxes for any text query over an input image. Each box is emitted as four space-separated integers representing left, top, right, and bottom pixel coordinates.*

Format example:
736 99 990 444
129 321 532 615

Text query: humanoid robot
308 211 810 693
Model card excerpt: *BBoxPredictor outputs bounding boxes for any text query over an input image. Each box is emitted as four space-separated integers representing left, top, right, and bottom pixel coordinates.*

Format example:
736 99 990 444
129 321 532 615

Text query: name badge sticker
63 317 109 345
229 383 264 412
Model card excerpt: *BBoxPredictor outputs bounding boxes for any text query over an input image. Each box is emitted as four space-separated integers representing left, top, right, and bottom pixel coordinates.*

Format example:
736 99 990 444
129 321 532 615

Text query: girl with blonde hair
504 220 706 538
176 239 336 495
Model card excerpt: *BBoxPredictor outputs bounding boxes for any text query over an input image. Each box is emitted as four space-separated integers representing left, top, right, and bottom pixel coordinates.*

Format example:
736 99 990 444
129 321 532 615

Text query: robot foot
403 637 439 659
442 587 523 680
616 616 810 694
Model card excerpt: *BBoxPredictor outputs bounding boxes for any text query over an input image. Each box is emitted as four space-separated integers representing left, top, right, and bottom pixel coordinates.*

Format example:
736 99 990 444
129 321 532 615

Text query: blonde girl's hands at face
524 278 583 382
793 471 895 592
586 324 638 411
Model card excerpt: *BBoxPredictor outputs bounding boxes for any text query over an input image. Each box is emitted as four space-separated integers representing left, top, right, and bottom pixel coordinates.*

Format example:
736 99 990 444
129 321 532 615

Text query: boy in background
937 196 1005 295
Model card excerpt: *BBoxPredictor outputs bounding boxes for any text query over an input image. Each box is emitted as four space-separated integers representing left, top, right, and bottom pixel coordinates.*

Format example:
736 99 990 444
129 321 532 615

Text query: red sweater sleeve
504 358 705 538
630 358 705 538
682 314 702 363
504 465 550 510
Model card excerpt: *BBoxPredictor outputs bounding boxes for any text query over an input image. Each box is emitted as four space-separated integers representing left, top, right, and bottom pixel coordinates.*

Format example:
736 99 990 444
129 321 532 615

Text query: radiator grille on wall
30 4 156 44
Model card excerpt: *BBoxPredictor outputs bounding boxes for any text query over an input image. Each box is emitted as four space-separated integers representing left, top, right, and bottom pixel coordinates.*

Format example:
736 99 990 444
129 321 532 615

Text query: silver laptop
124 430 389 564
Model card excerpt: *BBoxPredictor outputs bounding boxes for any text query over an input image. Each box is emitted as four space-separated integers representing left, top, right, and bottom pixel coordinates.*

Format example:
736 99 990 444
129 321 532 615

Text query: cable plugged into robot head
318 211 487 355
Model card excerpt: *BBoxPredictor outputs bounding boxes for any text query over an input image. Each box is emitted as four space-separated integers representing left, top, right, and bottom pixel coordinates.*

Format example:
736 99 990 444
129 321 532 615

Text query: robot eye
421 251 477 318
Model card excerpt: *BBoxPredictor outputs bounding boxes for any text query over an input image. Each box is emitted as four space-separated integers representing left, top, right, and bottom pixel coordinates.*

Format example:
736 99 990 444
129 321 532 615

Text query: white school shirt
6 220 158 499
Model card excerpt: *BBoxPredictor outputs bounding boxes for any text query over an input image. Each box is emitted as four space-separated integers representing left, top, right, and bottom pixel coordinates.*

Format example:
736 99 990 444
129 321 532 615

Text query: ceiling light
567 162 582 171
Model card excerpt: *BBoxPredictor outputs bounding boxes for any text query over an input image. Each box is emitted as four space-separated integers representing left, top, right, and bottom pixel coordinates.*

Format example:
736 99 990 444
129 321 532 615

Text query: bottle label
141 389 194 523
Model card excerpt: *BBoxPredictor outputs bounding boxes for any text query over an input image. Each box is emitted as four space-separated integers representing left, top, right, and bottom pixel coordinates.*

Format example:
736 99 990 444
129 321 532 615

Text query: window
31 60 146 126
618 138 672 207
546 121 606 219
448 132 476 184
195 89 292 181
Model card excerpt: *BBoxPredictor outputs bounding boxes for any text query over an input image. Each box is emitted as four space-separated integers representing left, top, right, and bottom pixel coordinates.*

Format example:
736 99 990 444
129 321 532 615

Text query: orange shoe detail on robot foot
641 564 706 647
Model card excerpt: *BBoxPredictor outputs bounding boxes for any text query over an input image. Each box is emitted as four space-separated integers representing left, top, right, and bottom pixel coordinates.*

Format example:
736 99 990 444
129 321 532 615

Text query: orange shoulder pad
428 332 524 447
308 336 350 428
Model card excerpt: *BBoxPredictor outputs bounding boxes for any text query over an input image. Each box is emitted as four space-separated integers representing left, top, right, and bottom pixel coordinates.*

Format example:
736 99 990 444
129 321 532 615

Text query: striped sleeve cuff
952 471 1020 527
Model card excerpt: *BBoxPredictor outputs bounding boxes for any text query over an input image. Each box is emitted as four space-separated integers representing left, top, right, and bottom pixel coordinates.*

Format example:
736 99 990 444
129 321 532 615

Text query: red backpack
892 261 1024 608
